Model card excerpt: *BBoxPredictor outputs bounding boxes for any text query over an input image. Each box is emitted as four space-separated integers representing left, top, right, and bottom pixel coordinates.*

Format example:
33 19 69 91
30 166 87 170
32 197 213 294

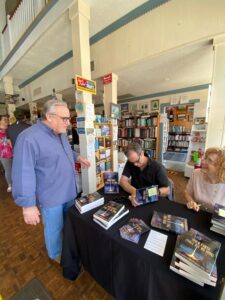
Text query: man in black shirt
7 110 30 148
120 143 170 206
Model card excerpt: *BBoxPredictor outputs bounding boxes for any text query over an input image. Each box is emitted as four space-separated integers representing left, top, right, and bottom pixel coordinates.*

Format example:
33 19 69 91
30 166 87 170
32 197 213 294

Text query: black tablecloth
61 194 225 300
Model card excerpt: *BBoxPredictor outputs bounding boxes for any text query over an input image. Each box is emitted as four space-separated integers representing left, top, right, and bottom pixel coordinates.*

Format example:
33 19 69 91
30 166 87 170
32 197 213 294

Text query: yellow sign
75 75 96 94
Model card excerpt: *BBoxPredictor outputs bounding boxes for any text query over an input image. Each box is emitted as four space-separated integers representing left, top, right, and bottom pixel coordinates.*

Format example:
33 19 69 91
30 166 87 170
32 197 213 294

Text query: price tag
219 209 225 217
148 187 157 197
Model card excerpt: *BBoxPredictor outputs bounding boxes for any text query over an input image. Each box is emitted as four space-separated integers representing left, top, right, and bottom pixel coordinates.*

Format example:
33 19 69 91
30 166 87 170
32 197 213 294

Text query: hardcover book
136 186 158 206
75 192 104 214
93 201 125 226
175 229 221 278
120 218 150 244
104 172 119 194
151 211 188 234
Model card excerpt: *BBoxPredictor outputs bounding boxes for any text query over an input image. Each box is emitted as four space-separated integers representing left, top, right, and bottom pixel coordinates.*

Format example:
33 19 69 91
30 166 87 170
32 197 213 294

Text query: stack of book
151 211 188 235
136 186 158 206
75 192 104 214
170 229 221 287
93 201 129 230
119 218 150 244
210 203 225 236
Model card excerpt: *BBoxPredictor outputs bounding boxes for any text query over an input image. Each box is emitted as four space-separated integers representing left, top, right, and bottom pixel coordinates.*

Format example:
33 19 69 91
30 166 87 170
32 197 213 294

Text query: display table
61 194 225 300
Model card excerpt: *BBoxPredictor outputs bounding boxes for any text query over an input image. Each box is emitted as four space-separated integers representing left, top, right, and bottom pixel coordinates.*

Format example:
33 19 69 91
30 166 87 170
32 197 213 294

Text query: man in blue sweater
12 100 90 261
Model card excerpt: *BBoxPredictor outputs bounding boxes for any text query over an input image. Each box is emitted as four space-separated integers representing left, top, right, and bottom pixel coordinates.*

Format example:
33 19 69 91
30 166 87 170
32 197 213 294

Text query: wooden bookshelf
118 112 160 160
94 123 113 190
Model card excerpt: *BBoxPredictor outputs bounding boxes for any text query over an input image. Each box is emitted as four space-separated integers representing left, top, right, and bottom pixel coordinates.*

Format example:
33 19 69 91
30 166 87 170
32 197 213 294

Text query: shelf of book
184 124 207 177
95 122 113 190
118 112 159 160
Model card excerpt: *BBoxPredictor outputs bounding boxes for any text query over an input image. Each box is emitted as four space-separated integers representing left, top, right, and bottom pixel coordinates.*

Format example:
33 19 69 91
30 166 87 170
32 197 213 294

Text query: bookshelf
95 122 113 190
166 105 193 153
118 112 159 160
184 124 207 177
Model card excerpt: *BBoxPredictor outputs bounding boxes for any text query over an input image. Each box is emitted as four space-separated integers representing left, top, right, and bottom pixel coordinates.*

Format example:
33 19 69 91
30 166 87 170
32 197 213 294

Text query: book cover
104 172 119 194
136 186 158 206
93 207 129 230
120 218 150 244
101 125 110 136
151 211 188 234
175 229 221 277
98 137 105 148
105 137 111 148
93 201 124 225
75 192 104 213
211 203 225 227
105 160 111 171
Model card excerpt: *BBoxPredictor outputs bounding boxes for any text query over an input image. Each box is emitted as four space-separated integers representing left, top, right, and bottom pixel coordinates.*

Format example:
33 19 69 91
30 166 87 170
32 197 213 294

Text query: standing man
12 100 90 261
120 143 169 206
7 109 30 148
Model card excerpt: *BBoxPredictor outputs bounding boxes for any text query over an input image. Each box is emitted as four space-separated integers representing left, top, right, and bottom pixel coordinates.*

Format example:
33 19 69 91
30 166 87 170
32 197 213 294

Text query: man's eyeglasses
50 114 70 123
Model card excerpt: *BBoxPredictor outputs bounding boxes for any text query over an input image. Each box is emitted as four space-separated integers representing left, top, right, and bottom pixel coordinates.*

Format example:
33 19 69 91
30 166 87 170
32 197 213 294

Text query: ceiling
2 0 214 108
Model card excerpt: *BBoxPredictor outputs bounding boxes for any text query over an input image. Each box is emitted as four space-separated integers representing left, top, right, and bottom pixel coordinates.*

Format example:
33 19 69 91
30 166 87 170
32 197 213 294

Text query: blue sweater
12 121 77 208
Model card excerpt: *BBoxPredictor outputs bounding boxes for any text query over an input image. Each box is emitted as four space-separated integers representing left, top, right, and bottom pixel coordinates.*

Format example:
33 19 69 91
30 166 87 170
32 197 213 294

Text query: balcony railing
1 0 48 61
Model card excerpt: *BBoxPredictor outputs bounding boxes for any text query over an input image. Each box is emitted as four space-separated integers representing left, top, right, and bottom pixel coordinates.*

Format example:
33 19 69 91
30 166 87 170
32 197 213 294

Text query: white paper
144 230 168 257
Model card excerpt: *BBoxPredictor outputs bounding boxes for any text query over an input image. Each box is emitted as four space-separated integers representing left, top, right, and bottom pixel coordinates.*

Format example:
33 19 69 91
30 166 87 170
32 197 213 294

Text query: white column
103 73 118 171
69 0 96 194
206 35 225 148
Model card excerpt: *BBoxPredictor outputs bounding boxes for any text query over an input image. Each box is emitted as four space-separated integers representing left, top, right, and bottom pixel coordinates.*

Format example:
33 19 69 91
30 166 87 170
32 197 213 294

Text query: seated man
120 143 170 206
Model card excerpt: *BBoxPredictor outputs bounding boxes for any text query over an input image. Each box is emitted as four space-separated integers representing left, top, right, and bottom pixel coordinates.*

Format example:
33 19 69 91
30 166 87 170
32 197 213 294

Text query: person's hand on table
22 206 41 225
186 200 200 212
129 190 138 207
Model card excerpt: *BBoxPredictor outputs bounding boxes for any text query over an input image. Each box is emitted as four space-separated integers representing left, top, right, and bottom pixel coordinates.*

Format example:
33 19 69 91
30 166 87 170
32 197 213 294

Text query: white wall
0 0 6 64
91 0 225 79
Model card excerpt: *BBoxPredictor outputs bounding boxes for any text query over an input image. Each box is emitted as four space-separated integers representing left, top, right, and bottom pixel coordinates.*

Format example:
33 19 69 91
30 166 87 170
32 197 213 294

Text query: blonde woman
185 148 225 212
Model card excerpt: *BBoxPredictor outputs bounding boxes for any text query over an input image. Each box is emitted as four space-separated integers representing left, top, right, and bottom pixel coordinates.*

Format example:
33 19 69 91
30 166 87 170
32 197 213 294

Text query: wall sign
103 73 112 85
75 75 96 94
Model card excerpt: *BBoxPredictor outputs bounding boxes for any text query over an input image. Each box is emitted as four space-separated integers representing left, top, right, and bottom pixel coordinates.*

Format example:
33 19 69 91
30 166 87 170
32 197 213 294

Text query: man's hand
186 200 200 212
78 156 91 168
129 190 138 207
22 206 41 225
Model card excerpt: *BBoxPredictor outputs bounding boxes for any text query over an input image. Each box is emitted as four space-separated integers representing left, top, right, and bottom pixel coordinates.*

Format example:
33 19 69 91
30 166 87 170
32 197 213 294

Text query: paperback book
151 211 188 234
136 186 158 206
210 203 225 236
174 228 221 279
170 236 218 287
104 172 119 194
94 207 129 230
120 218 150 244
93 201 128 229
75 192 104 214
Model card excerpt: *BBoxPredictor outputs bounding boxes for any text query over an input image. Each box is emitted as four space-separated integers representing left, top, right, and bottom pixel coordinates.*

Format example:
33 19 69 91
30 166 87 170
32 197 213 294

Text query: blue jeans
41 200 74 259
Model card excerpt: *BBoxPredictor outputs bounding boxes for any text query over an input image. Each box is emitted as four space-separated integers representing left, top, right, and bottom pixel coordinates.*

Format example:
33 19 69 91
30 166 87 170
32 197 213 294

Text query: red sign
103 73 112 85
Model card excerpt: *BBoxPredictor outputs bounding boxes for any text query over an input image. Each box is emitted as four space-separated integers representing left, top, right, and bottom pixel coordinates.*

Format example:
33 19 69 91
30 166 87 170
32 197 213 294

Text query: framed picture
194 117 205 125
130 103 138 113
151 99 159 111
139 102 150 112
111 103 120 119
121 103 129 112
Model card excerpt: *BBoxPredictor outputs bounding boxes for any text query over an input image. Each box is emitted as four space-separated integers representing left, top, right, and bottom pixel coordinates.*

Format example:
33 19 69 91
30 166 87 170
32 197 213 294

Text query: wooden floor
0 170 188 300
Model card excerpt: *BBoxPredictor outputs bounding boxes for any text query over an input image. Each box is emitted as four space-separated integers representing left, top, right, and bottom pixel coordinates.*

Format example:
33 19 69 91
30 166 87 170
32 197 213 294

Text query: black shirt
7 121 30 148
72 128 79 145
122 156 169 189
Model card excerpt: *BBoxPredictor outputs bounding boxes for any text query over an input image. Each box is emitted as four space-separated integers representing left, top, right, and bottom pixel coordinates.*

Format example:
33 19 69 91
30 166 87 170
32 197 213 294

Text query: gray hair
42 99 68 119
125 143 143 156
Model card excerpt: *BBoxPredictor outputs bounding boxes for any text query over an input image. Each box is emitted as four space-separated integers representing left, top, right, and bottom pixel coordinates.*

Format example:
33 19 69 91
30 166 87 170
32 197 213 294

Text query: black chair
168 178 175 201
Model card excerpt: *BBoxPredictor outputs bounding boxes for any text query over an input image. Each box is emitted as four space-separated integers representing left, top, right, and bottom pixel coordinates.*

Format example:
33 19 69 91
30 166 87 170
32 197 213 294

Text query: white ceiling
4 0 214 107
